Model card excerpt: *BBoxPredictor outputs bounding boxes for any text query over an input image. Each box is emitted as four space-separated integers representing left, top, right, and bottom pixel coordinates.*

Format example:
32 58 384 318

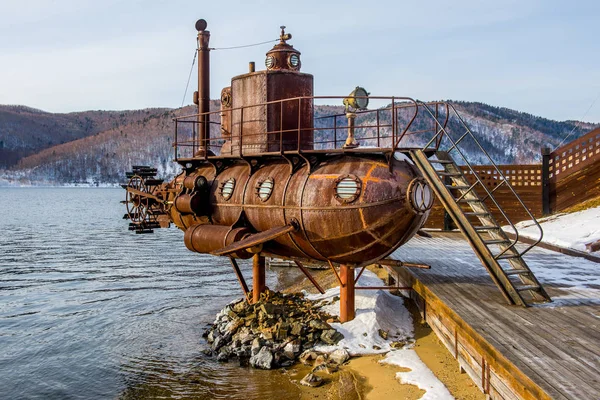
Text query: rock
290 322 303 336
313 354 328 368
251 337 265 356
309 319 330 330
390 340 406 349
299 350 319 365
273 351 293 367
300 373 323 387
204 290 346 370
329 348 350 365
378 329 388 340
207 330 216 344
283 339 302 359
224 319 243 335
336 371 361 400
260 303 275 316
250 346 274 370
314 360 339 374
212 335 228 351
232 300 246 313
217 351 229 362
321 329 343 345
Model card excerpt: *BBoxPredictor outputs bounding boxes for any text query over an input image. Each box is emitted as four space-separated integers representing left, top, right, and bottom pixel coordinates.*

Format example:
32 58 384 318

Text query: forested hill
0 105 171 169
0 101 597 186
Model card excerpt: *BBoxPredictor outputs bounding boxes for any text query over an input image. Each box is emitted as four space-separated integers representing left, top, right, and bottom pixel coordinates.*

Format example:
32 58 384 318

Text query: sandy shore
279 266 484 399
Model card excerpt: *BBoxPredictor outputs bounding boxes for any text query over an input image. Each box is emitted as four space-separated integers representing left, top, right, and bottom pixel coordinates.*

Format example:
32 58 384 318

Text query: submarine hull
168 153 430 265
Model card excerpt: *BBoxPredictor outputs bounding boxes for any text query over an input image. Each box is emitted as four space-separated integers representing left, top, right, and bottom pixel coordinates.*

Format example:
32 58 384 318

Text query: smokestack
196 19 210 154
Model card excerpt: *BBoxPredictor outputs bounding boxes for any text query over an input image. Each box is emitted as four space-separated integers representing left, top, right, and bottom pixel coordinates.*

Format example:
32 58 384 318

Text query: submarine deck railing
172 95 543 257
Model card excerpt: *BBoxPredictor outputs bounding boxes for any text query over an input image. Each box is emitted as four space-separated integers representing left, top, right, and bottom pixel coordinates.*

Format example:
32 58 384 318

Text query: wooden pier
390 232 600 400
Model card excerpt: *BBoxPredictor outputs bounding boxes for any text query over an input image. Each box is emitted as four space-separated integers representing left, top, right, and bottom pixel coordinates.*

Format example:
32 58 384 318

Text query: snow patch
381 349 454 399
505 206 600 253
306 270 413 355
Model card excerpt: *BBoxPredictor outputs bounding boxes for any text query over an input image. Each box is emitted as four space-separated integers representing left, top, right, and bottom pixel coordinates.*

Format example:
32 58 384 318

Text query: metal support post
252 254 266 303
339 264 355 322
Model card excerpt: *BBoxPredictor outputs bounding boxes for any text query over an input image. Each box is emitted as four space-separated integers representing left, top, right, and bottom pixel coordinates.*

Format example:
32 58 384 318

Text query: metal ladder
410 149 551 306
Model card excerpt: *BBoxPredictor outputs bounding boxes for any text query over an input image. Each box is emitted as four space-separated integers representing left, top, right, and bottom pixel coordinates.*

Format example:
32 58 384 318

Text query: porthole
335 175 362 203
407 178 434 214
288 53 300 69
265 55 276 69
220 178 235 200
256 177 274 202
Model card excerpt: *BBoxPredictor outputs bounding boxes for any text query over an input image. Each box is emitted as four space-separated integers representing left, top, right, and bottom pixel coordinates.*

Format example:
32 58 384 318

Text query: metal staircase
410 149 551 306
402 102 551 306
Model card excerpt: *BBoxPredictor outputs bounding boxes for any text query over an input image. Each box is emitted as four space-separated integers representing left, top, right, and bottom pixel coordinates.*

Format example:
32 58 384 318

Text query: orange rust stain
359 207 368 229
308 174 339 180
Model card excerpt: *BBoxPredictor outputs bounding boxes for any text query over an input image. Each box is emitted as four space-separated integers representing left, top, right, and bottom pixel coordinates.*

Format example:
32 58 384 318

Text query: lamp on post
342 86 369 149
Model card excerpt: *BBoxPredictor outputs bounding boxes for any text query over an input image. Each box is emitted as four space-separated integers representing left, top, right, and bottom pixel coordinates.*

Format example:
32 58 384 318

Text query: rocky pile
203 290 344 370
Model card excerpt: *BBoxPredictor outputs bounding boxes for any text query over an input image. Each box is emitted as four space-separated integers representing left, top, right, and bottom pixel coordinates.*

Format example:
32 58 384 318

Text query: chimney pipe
249 61 255 73
196 19 210 155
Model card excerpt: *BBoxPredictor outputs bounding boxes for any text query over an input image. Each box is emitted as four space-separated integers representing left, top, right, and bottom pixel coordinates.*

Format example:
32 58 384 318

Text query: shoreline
274 265 483 399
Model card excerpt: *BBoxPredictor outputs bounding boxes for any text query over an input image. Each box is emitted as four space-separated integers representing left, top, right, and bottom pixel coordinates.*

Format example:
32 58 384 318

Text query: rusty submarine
123 19 551 322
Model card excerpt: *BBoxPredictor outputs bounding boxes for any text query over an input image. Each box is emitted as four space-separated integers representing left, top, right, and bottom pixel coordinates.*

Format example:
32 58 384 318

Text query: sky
0 0 599 122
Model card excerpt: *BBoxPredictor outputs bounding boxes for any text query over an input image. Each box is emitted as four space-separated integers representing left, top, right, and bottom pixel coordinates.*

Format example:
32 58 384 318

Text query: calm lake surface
0 188 305 399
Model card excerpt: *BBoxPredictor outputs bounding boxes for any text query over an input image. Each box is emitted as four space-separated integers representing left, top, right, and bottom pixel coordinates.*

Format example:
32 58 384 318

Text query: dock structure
390 232 600 400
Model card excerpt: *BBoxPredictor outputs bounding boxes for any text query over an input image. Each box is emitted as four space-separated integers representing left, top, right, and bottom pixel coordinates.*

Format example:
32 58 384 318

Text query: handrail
418 101 543 257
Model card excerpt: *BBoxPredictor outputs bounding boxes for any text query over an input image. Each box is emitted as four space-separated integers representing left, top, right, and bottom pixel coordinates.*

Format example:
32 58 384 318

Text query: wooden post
339 264 355 322
541 146 551 216
252 254 266 303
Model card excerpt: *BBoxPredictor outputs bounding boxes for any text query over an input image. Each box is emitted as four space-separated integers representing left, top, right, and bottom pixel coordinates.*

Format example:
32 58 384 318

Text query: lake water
0 188 305 399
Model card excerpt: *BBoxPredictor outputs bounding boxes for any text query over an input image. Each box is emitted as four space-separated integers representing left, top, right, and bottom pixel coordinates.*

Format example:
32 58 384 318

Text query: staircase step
505 269 530 276
464 212 489 216
446 185 472 190
457 198 481 203
483 239 511 245
516 285 540 292
474 225 500 231
496 253 521 260
430 159 453 164
436 172 463 176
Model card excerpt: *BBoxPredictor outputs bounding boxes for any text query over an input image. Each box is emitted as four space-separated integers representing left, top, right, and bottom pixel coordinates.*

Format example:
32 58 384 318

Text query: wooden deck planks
392 233 600 400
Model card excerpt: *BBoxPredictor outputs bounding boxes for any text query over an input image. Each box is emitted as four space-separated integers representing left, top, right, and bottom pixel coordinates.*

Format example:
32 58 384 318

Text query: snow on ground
306 269 454 399
381 350 454 399
306 270 413 355
504 206 600 253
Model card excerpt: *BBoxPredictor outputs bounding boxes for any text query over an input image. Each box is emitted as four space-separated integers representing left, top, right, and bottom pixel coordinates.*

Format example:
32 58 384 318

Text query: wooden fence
548 127 600 212
425 126 600 229
424 164 543 229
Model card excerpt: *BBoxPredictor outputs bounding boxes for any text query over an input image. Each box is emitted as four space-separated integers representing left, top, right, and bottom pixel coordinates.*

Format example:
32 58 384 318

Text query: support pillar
252 254 266 303
541 146 552 216
339 264 355 322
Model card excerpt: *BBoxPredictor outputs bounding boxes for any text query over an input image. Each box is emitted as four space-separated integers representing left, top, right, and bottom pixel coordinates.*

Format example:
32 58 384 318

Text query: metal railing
418 101 543 259
172 96 449 160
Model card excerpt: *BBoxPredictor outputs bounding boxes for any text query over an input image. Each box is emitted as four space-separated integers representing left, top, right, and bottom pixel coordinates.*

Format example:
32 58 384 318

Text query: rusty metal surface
212 224 297 256
184 225 252 258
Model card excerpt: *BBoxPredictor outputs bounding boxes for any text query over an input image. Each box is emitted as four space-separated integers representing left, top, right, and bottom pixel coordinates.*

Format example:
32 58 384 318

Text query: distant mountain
0 105 171 168
0 101 597 186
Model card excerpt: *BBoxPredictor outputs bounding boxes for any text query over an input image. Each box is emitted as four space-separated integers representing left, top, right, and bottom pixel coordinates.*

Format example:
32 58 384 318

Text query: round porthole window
335 175 362 203
265 55 276 69
256 178 274 202
407 178 434 213
288 53 300 69
220 178 235 200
